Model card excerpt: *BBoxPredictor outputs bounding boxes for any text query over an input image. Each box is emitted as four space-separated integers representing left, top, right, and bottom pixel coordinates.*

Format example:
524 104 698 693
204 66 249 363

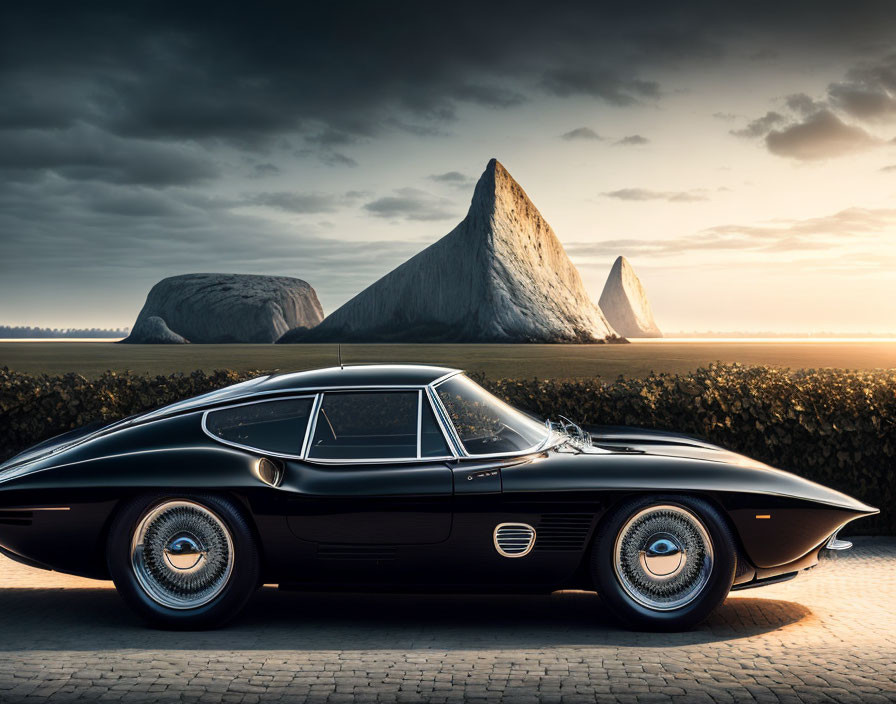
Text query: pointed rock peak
470 158 506 208
280 159 618 343
469 158 534 215
612 255 632 273
599 257 662 338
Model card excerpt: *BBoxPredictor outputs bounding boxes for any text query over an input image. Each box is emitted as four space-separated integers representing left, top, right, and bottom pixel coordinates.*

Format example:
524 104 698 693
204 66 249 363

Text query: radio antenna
337 343 343 369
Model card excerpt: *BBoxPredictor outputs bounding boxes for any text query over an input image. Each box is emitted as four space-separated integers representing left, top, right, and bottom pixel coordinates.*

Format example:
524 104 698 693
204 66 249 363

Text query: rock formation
598 256 662 338
279 159 617 343
127 316 189 344
122 274 323 344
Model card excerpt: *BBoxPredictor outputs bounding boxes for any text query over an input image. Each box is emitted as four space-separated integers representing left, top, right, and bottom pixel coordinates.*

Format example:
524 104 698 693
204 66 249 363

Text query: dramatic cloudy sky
2 1 896 332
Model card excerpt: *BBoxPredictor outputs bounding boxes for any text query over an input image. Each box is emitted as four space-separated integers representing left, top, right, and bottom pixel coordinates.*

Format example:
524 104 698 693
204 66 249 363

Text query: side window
308 391 419 460
421 397 451 458
205 398 313 455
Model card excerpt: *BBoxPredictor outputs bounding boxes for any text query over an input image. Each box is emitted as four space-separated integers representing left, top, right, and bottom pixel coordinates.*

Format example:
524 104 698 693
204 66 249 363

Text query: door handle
454 467 501 494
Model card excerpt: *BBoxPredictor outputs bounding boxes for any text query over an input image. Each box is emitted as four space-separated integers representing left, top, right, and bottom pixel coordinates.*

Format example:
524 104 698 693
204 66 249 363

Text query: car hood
585 424 771 468
566 424 876 514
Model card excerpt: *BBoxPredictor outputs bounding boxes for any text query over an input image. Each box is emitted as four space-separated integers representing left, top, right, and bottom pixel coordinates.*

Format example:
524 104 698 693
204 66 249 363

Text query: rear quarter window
205 398 314 455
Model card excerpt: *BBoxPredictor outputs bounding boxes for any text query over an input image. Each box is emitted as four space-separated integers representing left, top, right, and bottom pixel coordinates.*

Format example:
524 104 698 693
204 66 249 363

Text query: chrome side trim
200 395 317 461
300 455 455 466
1 506 70 511
494 523 536 558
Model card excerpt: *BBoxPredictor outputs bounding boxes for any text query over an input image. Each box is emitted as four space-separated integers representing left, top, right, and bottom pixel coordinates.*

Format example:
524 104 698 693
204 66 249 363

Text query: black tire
590 495 736 631
107 494 259 629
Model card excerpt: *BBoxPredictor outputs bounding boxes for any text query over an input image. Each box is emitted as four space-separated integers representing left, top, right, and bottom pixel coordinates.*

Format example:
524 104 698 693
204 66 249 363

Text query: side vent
316 544 397 561
535 513 594 551
0 511 32 526
494 523 536 558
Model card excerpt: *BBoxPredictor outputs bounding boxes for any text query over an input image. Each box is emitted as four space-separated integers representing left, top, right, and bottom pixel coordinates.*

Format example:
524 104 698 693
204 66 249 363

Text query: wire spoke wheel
613 504 714 611
130 500 235 610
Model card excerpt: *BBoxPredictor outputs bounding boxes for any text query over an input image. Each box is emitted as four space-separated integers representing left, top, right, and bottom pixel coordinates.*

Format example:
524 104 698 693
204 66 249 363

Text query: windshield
435 375 550 455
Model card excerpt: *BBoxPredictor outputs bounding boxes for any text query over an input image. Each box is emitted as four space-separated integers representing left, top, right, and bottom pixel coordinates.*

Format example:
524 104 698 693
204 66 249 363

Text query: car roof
256 364 460 391
132 364 462 425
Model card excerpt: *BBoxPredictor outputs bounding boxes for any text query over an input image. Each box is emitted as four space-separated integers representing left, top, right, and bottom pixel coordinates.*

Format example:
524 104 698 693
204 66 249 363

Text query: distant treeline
0 325 129 338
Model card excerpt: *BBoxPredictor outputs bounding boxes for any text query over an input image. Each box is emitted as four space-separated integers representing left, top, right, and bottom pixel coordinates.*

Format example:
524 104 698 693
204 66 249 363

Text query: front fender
501 451 877 568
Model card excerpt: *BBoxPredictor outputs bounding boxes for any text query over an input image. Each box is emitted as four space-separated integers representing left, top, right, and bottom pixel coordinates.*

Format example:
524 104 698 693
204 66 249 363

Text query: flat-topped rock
122 274 323 344
280 159 617 343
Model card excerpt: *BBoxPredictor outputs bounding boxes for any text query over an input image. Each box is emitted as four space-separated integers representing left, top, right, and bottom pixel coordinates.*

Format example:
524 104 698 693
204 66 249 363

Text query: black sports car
0 364 877 630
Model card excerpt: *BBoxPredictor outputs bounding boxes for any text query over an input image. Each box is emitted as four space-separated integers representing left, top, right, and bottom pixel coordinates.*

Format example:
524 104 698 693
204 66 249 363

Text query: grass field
2 340 895 378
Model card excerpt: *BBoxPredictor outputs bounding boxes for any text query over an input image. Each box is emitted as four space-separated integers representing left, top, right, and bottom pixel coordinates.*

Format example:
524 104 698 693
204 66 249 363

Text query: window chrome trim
423 386 462 459
298 455 455 466
200 395 318 460
430 369 463 386
143 382 463 426
426 384 466 457
300 394 323 459
416 390 423 459
430 375 554 460
303 388 457 465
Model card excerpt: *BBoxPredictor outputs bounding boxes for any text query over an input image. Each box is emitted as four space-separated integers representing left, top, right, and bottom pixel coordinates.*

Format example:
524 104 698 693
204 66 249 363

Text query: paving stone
0 538 893 703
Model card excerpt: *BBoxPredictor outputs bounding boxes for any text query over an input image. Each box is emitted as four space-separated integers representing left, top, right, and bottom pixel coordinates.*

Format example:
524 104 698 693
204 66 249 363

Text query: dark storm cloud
250 163 280 178
603 188 708 202
244 191 363 214
3 2 896 165
363 189 459 222
614 135 650 146
730 111 785 138
5 2 896 151
0 178 427 313
560 127 603 141
0 127 218 186
541 69 659 105
0 4 669 153
766 110 881 160
453 84 527 109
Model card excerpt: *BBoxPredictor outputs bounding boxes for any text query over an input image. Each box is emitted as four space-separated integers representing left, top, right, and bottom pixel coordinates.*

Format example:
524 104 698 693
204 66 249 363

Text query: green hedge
1 364 891 534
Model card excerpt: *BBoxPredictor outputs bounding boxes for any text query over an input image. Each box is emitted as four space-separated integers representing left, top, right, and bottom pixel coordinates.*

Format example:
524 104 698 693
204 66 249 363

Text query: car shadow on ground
0 587 811 651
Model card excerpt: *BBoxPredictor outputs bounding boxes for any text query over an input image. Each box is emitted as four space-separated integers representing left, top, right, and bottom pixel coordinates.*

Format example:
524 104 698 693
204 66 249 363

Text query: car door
285 389 455 545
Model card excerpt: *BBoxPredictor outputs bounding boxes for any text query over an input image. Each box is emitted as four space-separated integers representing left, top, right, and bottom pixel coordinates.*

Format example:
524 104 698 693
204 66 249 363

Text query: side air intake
494 523 536 558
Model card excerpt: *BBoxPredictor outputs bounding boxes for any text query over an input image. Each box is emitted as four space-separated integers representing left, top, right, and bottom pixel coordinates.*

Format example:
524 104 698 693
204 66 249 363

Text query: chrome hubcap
613 505 714 611
163 534 207 572
130 501 234 610
640 534 684 578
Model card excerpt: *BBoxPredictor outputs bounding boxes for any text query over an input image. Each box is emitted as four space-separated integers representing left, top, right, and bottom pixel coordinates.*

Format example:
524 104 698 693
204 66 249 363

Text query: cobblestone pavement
0 538 893 703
